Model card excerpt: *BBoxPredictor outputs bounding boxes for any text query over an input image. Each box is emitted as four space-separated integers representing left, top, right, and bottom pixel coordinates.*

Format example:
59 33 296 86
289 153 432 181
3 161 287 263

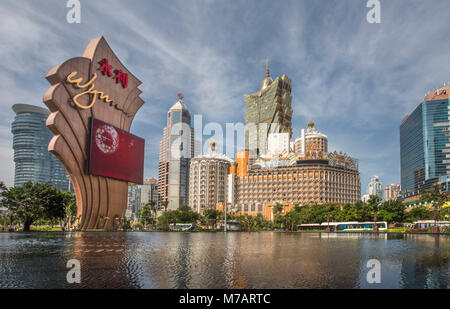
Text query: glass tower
11 104 69 191
158 96 194 210
244 61 293 157
400 90 450 194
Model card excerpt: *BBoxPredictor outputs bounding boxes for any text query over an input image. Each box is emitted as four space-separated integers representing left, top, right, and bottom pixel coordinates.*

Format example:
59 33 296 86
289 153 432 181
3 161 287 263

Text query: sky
1 0 450 194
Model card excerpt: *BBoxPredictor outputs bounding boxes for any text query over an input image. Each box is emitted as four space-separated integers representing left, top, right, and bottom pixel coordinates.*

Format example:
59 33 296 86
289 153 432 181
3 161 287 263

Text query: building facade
234 160 360 208
126 184 141 218
400 85 450 194
227 121 360 220
385 184 401 201
140 178 160 208
126 178 160 218
293 120 328 158
366 176 384 200
11 104 69 191
244 61 293 156
188 141 232 213
158 95 194 210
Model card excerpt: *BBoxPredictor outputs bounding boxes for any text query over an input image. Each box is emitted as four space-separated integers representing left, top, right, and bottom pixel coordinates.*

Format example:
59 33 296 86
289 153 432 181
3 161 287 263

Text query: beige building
385 184 401 201
232 157 360 215
226 121 360 220
189 141 233 213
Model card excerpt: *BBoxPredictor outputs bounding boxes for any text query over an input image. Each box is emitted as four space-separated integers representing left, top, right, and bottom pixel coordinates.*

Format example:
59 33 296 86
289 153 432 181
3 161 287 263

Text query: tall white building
367 176 384 200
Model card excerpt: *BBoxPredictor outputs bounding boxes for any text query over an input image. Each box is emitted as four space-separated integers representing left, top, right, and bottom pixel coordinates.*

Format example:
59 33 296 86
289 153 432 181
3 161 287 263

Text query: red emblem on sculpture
95 125 119 154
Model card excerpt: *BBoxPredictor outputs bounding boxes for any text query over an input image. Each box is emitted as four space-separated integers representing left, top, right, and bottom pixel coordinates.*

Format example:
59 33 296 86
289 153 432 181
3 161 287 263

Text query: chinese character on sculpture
43 37 145 230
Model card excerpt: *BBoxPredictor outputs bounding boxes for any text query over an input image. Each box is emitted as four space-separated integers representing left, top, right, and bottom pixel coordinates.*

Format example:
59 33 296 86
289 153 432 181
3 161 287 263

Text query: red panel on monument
89 118 144 184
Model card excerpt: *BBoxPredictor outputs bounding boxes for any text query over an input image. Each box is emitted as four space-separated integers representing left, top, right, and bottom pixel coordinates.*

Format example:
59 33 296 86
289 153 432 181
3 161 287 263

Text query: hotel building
227 122 361 221
188 141 233 213
400 85 450 195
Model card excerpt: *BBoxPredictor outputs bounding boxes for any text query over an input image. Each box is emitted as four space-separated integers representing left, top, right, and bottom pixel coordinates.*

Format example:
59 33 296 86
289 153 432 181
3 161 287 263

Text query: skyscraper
158 94 194 210
400 85 450 194
244 61 293 157
11 104 69 191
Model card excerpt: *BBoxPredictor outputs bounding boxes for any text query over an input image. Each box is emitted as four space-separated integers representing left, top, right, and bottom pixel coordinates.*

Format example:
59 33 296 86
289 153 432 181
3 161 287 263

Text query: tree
156 211 171 231
61 191 77 230
378 200 405 223
121 217 133 231
148 200 158 229
203 208 220 231
139 203 153 229
161 201 169 211
406 205 433 222
367 195 382 213
423 184 449 221
177 205 199 223
239 215 256 232
166 210 178 229
0 182 65 231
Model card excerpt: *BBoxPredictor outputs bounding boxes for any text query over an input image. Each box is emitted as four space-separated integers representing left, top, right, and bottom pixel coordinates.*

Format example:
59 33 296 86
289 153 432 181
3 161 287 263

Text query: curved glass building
11 104 69 191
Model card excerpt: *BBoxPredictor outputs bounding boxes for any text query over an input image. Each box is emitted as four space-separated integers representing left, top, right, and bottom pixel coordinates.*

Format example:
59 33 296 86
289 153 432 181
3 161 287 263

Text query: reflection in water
0 232 448 289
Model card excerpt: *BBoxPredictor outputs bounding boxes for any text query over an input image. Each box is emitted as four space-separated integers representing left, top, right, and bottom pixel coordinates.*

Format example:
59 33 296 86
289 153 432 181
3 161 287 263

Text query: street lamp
326 214 332 233
373 211 379 233
224 203 227 232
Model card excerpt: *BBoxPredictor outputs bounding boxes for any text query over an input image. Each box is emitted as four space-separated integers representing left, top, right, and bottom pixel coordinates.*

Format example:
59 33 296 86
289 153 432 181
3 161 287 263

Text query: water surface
0 232 448 289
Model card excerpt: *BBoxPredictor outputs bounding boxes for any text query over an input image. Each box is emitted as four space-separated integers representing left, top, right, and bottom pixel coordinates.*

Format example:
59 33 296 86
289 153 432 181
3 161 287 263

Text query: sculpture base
431 226 440 234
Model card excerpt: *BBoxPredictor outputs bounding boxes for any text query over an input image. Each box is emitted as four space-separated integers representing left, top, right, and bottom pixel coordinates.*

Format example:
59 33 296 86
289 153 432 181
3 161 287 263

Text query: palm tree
161 201 169 212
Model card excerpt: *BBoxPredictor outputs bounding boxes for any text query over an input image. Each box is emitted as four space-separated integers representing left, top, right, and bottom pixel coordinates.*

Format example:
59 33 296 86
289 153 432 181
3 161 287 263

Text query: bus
297 221 388 232
413 220 450 229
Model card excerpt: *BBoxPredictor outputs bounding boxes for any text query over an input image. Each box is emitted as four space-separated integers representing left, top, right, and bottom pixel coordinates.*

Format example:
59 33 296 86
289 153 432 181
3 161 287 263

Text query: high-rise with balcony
158 95 194 210
400 85 450 194
11 104 69 191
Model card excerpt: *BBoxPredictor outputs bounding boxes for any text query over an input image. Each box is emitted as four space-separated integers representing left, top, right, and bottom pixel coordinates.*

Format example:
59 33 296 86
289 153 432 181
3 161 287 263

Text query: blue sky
1 0 450 194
